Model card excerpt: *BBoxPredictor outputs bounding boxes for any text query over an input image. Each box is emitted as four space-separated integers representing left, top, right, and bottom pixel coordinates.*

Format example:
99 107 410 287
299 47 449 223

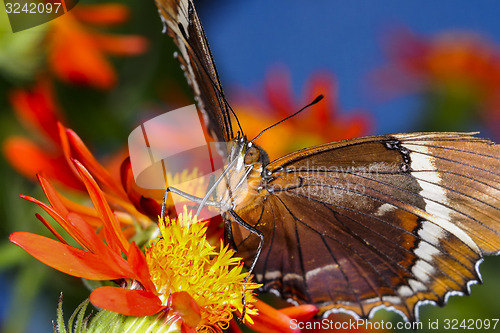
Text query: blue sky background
197 0 500 134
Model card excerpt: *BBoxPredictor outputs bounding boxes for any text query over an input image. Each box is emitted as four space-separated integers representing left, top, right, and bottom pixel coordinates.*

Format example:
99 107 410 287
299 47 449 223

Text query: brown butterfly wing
154 0 500 321
156 0 233 142
230 132 500 320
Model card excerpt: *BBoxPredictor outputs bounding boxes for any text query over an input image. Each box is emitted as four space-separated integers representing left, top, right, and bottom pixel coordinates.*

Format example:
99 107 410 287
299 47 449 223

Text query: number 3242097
443 318 498 330
5 2 62 14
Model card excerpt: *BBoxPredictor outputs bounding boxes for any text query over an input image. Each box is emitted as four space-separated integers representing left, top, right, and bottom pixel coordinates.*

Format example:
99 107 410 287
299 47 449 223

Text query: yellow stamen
145 207 260 332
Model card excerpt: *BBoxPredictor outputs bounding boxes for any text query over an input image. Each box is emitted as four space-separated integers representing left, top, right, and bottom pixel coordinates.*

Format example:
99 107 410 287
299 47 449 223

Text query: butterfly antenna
225 100 244 136
251 94 324 143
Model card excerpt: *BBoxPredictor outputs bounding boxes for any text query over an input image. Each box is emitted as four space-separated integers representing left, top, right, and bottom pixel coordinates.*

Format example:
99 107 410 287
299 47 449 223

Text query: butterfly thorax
216 138 269 214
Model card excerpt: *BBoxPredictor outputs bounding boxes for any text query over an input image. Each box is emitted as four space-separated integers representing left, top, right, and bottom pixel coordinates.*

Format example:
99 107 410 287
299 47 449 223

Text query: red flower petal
90 286 164 316
305 72 337 126
228 320 244 333
265 67 295 118
10 232 127 280
181 323 198 333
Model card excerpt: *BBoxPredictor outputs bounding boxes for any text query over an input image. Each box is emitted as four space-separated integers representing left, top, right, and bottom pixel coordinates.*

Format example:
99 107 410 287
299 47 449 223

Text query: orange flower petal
34 213 67 244
120 157 162 219
73 160 130 254
23 180 106 255
279 304 319 321
71 4 130 26
10 232 127 280
50 16 116 89
249 300 298 333
57 123 81 183
92 34 148 56
171 291 201 329
20 191 132 277
36 173 70 215
3 137 83 190
21 194 89 247
127 242 156 292
66 128 128 199
90 286 164 316
9 79 64 143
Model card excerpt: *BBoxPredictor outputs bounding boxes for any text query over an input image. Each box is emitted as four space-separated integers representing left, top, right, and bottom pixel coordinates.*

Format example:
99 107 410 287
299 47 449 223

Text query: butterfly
154 0 500 322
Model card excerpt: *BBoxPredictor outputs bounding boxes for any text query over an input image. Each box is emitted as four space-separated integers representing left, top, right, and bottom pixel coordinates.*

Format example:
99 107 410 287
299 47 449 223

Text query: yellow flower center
167 168 209 198
145 208 260 332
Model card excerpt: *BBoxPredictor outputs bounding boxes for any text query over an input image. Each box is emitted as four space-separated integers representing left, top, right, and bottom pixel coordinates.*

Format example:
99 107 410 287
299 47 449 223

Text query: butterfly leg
161 188 169 222
207 173 217 200
227 209 264 322
227 209 264 279
161 186 221 221
224 213 238 251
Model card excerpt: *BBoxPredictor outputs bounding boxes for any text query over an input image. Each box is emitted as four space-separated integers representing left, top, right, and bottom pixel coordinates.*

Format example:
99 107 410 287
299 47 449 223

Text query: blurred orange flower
376 29 500 93
232 67 372 160
48 3 148 89
4 78 84 190
373 28 500 133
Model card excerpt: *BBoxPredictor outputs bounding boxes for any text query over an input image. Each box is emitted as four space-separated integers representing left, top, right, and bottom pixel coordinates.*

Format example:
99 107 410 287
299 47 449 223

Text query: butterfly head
229 135 269 173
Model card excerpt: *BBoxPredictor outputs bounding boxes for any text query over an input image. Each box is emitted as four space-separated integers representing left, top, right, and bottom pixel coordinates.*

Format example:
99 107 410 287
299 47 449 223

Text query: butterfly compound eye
244 146 260 164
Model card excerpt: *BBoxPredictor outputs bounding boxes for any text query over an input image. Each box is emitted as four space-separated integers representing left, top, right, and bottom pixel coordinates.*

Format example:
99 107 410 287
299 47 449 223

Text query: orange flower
10 161 262 332
233 67 372 160
373 28 500 133
10 163 162 316
4 74 327 332
4 81 313 331
3 78 162 224
375 29 500 94
7 122 320 331
246 302 318 333
48 3 148 89
4 78 84 190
